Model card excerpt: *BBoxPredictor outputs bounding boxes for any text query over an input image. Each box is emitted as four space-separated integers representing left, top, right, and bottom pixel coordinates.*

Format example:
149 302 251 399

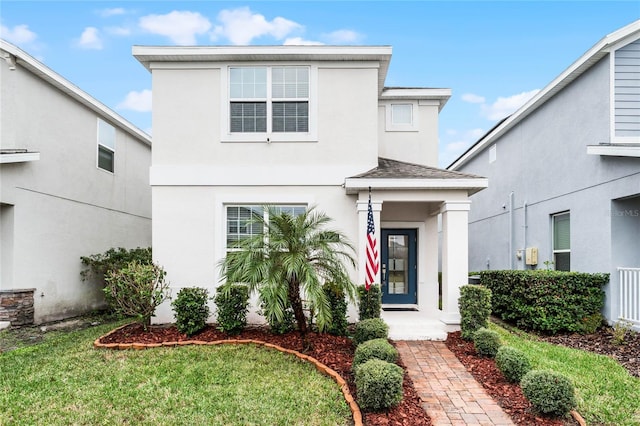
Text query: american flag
365 193 379 290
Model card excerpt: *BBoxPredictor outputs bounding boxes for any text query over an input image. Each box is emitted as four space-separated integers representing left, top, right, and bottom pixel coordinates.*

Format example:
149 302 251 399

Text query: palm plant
219 206 356 350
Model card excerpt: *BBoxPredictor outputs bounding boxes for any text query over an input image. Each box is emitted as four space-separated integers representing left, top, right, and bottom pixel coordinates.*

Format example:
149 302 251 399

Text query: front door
381 229 417 304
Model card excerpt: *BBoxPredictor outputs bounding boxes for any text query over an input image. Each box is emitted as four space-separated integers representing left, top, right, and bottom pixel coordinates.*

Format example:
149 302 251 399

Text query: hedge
480 270 607 334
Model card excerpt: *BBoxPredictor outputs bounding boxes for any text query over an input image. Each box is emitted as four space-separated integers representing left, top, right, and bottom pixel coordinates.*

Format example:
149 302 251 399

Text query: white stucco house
0 40 152 326
449 20 640 329
133 45 487 339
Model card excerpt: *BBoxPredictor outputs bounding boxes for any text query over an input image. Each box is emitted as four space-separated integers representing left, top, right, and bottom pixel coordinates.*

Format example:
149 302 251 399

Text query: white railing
619 267 640 325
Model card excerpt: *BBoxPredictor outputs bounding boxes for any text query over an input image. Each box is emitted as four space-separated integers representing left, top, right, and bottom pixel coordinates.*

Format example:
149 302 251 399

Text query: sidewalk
395 340 515 426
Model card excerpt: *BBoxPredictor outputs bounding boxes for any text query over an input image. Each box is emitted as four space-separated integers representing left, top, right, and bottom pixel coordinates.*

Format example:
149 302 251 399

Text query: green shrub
480 270 607 334
578 312 604 334
357 285 381 320
495 346 531 383
324 283 349 336
81 247 152 282
104 261 169 329
459 285 492 340
172 287 210 336
521 370 577 417
214 284 249 335
353 338 398 370
259 298 296 335
354 359 404 412
473 327 501 358
353 318 389 346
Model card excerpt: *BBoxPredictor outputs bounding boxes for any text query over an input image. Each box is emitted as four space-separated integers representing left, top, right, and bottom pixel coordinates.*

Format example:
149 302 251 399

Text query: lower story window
552 212 570 271
226 205 306 249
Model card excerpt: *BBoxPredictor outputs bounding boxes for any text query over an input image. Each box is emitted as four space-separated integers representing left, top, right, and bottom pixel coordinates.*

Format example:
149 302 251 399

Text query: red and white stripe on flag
365 195 379 290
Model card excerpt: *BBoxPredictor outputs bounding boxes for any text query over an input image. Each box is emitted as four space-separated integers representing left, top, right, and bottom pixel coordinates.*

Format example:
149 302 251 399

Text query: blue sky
2 1 638 167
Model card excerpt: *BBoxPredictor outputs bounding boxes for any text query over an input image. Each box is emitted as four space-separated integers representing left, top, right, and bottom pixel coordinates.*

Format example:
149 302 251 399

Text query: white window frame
385 101 418 132
221 64 318 143
225 204 307 251
97 118 115 173
551 211 570 271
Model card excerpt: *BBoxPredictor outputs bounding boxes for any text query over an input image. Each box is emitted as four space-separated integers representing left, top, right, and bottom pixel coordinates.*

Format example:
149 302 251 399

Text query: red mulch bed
99 323 431 426
445 331 579 426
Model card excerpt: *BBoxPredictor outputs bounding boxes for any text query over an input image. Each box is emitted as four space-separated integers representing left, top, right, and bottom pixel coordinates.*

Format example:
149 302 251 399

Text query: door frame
380 228 418 305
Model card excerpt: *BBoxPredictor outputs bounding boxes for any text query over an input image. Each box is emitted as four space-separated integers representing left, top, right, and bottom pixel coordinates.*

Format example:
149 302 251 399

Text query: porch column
440 200 471 325
356 196 382 286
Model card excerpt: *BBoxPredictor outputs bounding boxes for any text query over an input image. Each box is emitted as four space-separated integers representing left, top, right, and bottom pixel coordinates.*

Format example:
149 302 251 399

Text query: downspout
523 201 528 269
509 192 514 269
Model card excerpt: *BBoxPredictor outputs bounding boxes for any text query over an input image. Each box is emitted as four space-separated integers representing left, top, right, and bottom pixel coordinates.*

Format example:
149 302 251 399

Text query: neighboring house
0 40 152 326
449 20 640 329
133 45 487 339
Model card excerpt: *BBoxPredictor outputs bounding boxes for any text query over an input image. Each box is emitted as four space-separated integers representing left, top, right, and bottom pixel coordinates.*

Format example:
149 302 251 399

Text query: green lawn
0 322 351 426
490 322 640 426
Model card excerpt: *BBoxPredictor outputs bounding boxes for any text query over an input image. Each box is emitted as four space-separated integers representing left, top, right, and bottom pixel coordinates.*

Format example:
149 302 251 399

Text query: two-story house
134 45 487 339
0 40 152 326
449 20 640 329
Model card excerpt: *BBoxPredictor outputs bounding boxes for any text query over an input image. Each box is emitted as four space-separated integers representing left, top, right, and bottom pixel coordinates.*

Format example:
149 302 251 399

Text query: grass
0 322 351 425
489 322 640 426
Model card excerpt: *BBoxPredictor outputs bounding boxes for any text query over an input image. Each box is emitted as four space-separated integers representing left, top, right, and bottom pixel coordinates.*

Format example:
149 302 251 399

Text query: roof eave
1 39 151 146
343 177 489 195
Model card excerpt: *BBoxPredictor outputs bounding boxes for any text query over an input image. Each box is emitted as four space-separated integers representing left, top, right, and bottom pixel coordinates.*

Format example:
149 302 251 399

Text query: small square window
391 104 412 125
385 102 418 132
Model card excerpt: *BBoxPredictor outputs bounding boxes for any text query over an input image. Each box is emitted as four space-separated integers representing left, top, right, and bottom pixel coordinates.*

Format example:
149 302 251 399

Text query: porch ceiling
344 157 488 195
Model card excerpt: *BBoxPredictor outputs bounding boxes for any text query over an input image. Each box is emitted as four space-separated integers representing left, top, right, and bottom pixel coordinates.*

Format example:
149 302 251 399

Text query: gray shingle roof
350 158 484 179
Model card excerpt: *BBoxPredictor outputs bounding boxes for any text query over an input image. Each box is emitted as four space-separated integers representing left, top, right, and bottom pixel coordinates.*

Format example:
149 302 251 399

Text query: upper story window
229 66 309 136
385 102 418 132
97 118 115 173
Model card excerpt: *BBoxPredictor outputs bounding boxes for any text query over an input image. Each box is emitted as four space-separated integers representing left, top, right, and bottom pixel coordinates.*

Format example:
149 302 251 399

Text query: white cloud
322 29 362 44
76 27 103 50
212 7 302 45
439 128 487 167
284 37 323 46
139 11 211 45
0 23 37 45
99 8 126 17
461 93 485 104
482 89 540 121
117 89 152 112
105 26 131 36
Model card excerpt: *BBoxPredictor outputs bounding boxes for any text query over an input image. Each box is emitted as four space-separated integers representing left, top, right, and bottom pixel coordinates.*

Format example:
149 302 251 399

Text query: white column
356 195 382 286
421 213 439 311
440 200 471 325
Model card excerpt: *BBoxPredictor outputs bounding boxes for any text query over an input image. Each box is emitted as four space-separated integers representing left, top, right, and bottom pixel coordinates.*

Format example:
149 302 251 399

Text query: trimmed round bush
352 338 398 370
353 318 389 346
495 346 531 383
354 359 404 412
172 287 210 336
521 370 577 417
473 327 501 358
214 284 249 335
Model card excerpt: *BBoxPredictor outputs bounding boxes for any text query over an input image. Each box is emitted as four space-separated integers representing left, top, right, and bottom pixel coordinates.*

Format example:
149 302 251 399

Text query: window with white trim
229 66 309 135
385 102 418 131
552 212 570 271
97 118 115 173
226 205 306 249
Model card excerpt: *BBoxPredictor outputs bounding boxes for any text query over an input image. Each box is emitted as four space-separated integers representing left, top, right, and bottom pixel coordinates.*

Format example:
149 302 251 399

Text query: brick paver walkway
395 341 515 426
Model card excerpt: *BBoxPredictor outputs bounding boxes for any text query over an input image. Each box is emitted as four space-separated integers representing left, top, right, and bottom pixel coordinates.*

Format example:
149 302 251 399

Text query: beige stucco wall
0 54 152 323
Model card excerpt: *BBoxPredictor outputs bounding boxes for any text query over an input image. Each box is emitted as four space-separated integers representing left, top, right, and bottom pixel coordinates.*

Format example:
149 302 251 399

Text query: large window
552 212 570 271
97 118 115 172
229 66 309 134
226 205 306 249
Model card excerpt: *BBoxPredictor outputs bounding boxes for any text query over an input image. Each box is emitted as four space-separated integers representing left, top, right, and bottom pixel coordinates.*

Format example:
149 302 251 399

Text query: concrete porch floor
381 310 459 340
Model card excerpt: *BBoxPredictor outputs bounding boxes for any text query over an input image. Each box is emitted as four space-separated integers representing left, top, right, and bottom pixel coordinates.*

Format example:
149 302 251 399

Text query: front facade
449 21 640 329
0 40 152 324
134 45 486 338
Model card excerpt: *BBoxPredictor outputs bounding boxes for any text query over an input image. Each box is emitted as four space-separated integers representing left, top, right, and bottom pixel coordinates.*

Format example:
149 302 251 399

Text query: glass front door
381 229 417 304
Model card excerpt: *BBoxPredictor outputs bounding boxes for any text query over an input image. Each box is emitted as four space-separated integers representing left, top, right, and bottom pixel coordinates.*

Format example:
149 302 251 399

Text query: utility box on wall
525 247 538 265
